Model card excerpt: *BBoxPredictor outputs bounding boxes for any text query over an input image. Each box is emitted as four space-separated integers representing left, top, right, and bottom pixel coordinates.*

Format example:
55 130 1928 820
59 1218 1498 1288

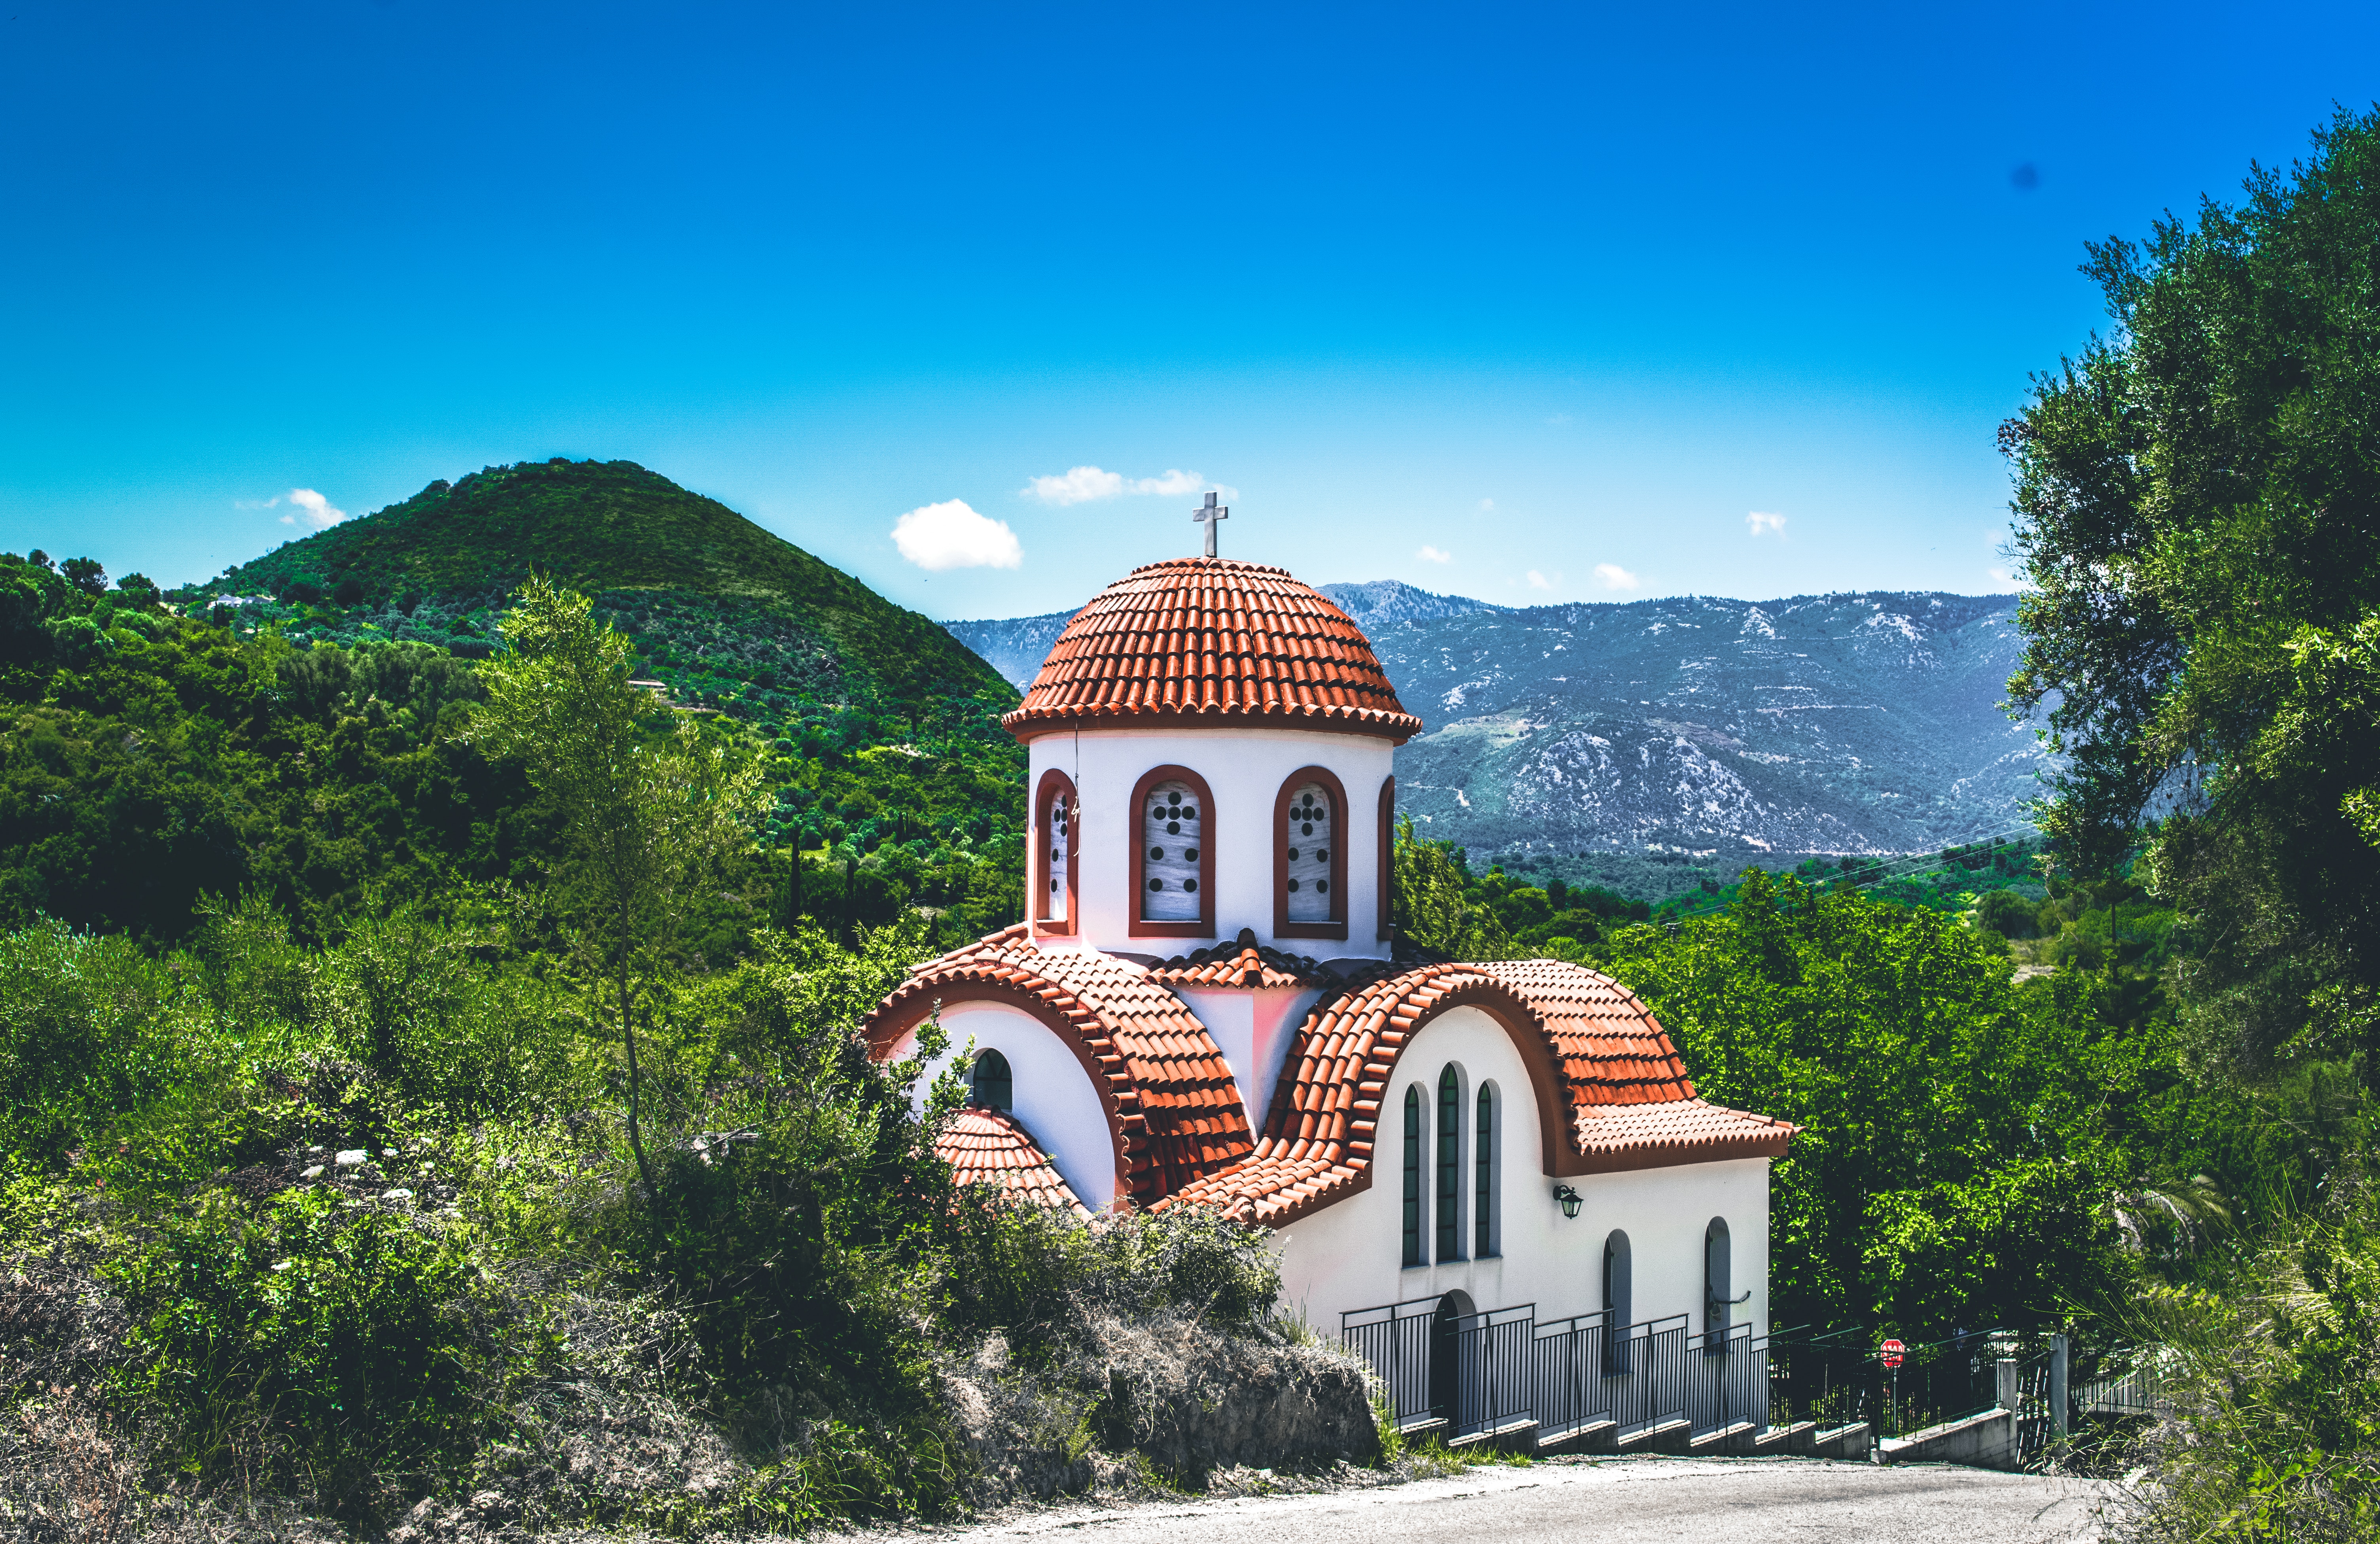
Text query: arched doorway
1428 1289 1474 1423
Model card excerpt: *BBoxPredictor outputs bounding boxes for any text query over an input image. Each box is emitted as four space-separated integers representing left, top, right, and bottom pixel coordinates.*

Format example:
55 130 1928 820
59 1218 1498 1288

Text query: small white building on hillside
864 552 1796 1443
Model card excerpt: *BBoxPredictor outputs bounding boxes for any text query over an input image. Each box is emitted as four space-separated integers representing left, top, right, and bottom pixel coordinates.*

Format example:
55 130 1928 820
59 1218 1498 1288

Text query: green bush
0 920 187 1173
110 1186 491 1520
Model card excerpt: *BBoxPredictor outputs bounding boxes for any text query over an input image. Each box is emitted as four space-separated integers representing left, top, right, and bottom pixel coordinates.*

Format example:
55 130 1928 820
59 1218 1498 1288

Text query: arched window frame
1474 1081 1499 1259
968 1048 1014 1112
1435 1063 1464 1263
1401 1084 1425 1268
1129 764 1217 939
1032 768 1079 936
1376 775 1396 942
1274 765 1351 941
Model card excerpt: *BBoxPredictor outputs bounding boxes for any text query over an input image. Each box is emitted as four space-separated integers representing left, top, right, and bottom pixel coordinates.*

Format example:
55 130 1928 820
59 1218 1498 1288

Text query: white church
864 531 1798 1446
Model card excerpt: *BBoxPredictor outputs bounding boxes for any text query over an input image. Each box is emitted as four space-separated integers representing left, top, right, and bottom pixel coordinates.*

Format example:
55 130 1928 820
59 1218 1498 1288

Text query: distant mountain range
944 581 2046 859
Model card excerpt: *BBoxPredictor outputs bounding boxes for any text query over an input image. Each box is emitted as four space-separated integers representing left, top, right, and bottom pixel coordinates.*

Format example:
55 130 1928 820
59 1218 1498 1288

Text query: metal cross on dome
1191 491 1230 557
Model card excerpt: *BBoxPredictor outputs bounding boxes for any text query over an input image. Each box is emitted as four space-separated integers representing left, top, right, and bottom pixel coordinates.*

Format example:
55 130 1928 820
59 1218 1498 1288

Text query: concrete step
1809 1422 1873 1461
1537 1418 1617 1455
1754 1420 1819 1455
1450 1418 1539 1451
1689 1421 1759 1455
1879 1408 2016 1470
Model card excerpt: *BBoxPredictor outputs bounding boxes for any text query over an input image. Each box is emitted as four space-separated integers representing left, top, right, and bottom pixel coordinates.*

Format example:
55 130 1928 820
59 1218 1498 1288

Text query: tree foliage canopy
2006 104 2380 1068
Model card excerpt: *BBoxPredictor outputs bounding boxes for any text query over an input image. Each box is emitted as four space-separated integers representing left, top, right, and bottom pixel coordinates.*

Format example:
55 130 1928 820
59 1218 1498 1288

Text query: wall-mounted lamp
1553 1184 1582 1220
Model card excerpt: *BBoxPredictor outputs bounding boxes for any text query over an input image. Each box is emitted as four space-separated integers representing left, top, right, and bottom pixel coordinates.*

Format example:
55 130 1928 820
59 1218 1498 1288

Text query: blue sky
4 2 2376 620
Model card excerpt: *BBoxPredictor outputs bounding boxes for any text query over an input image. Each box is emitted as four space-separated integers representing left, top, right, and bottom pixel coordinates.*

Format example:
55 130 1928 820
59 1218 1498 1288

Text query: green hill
200 458 1012 715
0 460 1030 948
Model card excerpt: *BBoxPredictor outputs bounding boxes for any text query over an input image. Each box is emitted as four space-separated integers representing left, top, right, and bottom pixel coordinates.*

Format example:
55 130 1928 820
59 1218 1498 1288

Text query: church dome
1003 557 1423 741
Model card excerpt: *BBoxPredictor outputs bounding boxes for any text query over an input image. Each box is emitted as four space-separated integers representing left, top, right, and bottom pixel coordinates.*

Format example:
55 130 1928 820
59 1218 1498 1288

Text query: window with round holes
1044 790 1070 922
1283 781 1334 921
1140 780 1201 920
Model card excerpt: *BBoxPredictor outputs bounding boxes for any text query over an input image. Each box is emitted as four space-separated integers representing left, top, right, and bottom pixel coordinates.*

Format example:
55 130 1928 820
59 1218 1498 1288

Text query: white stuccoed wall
1025 726 1397 960
888 1002 1121 1211
1171 982 1325 1133
1267 1005 1771 1336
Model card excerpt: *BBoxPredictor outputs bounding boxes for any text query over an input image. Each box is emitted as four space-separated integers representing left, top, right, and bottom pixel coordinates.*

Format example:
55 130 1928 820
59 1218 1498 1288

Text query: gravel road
918 1457 2120 1544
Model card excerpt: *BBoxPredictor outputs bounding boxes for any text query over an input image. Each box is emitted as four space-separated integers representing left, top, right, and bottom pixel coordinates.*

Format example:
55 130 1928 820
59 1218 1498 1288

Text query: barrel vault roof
1158 958 1796 1227
867 934 1792 1225
865 926 1254 1205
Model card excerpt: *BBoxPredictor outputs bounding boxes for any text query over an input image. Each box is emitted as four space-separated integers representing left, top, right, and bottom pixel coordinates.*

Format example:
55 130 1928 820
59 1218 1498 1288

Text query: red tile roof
1145 931 1348 991
864 929 1254 1207
1002 558 1424 742
1157 959 1795 1226
938 1107 1087 1215
866 935 1792 1227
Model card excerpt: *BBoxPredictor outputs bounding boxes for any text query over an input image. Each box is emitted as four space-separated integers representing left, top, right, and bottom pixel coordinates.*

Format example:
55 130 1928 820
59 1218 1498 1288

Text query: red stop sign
1880 1338 1906 1369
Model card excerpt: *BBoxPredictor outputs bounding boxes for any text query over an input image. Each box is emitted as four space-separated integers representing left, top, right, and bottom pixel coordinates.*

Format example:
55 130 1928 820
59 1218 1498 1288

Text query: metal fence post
1994 1357 2018 1413
2048 1334 2069 1442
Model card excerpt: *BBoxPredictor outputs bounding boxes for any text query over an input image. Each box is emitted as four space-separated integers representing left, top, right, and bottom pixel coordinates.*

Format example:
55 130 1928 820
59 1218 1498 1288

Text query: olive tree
472 575 764 1188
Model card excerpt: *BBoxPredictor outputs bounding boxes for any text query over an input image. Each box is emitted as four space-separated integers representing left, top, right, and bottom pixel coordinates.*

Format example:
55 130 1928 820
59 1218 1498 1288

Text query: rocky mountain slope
945 581 2045 859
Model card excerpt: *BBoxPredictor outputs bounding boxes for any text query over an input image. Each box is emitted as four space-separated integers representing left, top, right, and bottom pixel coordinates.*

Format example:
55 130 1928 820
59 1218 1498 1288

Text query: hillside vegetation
0 564 1376 1540
201 460 1032 940
207 458 1009 715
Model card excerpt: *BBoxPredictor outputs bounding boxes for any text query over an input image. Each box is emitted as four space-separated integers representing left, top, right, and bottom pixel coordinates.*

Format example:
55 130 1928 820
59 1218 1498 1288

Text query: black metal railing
1340 1297 1446 1432
1450 1304 1536 1441
1611 1314 1690 1442
1528 1309 1615 1444
1767 1328 2013 1438
1685 1321 1766 1435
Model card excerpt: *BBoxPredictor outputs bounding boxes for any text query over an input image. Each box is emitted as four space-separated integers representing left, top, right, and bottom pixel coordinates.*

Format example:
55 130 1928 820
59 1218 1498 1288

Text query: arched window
1402 1086 1424 1267
1435 1065 1461 1262
968 1048 1013 1112
1474 1083 1498 1259
1275 768 1349 940
1033 770 1077 932
1131 766 1215 937
1705 1217 1735 1340
1603 1229 1633 1373
1376 776 1396 942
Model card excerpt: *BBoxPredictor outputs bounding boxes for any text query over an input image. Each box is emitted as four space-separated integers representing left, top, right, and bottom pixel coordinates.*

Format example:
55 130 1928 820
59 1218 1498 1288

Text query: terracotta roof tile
1144 929 1360 990
1159 959 1795 1226
938 1107 1088 1215
1003 558 1424 742
866 929 1254 1206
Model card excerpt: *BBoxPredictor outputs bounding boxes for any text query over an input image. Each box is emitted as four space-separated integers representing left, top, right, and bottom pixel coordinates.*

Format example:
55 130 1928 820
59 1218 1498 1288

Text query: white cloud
270 488 348 529
1022 465 1125 505
1525 569 1557 590
1130 469 1208 497
1020 465 1229 505
1416 545 1453 564
1594 562 1640 591
1477 498 1496 513
1546 412 1573 426
891 499 1023 571
1745 510 1787 538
